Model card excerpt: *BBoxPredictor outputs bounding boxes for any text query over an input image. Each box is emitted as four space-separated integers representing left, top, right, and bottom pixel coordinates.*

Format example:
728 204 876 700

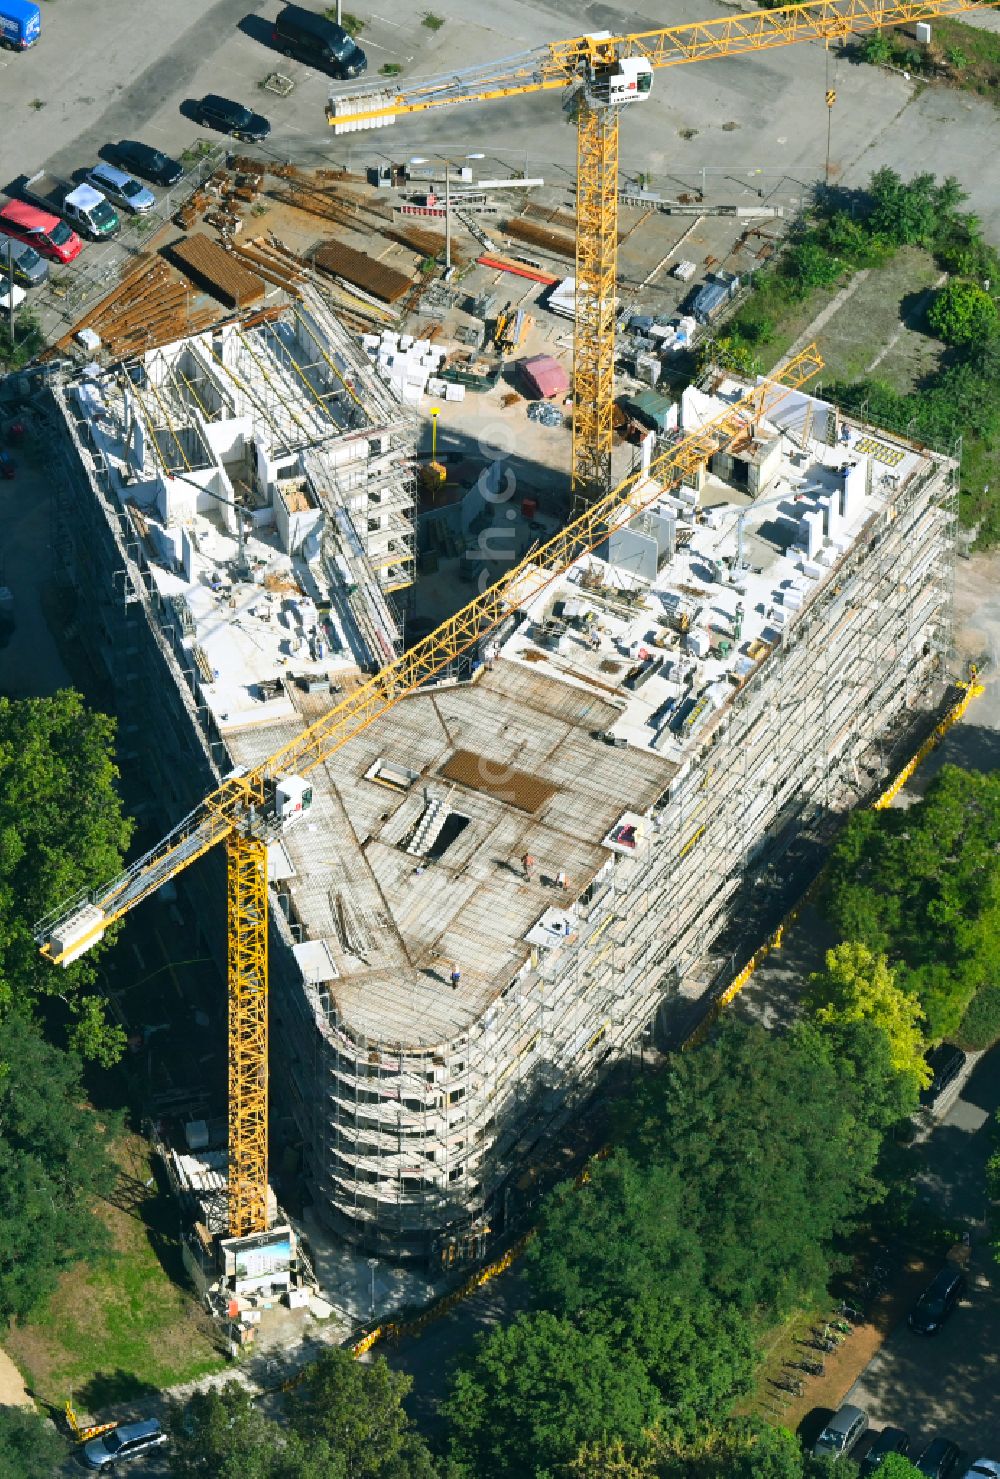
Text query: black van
272 5 367 77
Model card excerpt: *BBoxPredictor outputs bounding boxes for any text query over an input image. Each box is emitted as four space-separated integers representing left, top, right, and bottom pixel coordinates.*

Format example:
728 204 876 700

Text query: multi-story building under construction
52 336 956 1264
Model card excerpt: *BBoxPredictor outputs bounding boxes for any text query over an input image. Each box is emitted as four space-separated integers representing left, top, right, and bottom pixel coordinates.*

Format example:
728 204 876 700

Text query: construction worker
522 852 536 880
555 870 568 890
450 964 461 990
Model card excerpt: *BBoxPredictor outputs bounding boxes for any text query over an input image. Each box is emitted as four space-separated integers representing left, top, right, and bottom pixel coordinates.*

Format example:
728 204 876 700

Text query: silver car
0 234 48 287
813 1403 868 1461
82 1417 166 1470
86 162 156 214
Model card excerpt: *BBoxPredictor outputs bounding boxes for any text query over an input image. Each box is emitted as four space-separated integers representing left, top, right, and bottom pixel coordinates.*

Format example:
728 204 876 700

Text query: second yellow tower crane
328 0 998 512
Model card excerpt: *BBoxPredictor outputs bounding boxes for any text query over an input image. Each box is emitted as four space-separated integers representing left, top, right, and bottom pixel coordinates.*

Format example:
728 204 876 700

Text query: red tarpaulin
519 354 570 399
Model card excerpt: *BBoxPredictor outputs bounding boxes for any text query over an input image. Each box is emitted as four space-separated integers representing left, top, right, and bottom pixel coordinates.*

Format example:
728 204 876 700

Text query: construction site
47 311 957 1264
20 0 984 1342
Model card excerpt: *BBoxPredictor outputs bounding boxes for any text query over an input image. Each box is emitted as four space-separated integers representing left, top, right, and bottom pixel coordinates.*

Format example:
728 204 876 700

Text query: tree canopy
168 1383 311 1479
0 1405 69 1479
865 168 966 249
619 1021 891 1317
169 1358 438 1479
527 1152 755 1428
0 1013 118 1322
562 1419 851 1478
285 1349 438 1479
806 942 930 1088
879 1457 925 1479
445 1311 662 1479
442 1006 919 1476
0 692 132 1062
820 765 1000 1040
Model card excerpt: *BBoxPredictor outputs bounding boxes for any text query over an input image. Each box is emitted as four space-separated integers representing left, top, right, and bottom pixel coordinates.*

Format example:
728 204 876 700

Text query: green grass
422 12 445 29
793 247 943 389
731 247 944 388
859 17 1000 101
6 1136 223 1414
325 8 364 35
380 61 403 75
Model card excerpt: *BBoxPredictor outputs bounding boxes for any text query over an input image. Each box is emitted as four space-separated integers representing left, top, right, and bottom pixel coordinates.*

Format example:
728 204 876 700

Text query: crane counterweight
45 902 106 968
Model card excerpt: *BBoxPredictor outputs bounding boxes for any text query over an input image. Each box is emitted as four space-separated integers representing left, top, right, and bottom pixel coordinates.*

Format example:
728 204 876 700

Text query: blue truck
0 0 40 49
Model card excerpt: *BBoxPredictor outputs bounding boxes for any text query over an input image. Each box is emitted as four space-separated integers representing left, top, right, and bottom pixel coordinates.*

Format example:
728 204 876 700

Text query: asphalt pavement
3 0 1000 243
846 1048 1000 1466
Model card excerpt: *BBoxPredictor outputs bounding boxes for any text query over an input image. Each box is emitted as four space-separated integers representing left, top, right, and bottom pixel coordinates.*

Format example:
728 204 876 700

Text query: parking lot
4 0 1000 251
844 1048 1000 1468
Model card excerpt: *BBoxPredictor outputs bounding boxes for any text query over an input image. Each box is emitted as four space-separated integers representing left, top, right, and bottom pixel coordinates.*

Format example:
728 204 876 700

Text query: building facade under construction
51 342 956 1264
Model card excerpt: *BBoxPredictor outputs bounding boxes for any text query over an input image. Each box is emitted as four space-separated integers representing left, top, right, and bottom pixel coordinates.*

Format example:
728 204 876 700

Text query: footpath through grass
6 1133 222 1414
800 247 943 391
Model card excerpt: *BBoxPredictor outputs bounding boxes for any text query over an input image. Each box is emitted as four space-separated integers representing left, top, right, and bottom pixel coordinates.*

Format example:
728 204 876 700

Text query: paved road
846 1048 1000 1465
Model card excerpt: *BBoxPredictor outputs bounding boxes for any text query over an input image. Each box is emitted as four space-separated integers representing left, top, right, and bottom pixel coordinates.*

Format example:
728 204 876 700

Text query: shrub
928 278 999 346
862 32 895 64
958 983 1000 1050
783 239 842 295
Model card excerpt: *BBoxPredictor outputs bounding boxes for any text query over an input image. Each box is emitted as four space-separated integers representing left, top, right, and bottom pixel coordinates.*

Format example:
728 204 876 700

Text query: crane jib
35 346 822 967
326 0 1000 126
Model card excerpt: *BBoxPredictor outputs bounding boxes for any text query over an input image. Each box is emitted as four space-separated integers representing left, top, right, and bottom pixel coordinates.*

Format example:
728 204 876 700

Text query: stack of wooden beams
48 256 220 358
227 237 309 296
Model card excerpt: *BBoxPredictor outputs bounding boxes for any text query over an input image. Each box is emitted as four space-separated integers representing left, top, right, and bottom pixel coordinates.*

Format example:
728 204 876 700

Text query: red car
0 200 81 263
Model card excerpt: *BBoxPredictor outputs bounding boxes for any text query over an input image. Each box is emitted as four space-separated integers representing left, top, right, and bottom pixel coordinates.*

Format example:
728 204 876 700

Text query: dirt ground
749 1251 940 1439
0 1346 33 1409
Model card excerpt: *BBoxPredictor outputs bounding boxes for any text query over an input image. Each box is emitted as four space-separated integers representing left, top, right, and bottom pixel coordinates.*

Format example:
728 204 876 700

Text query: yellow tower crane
328 0 997 513
35 345 823 1243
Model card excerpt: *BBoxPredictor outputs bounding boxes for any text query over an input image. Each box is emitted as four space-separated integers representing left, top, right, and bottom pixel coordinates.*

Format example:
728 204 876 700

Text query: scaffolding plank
169 233 266 309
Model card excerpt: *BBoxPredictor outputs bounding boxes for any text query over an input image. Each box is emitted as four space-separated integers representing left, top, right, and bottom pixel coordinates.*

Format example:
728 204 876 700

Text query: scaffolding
52 332 958 1268
267 415 957 1265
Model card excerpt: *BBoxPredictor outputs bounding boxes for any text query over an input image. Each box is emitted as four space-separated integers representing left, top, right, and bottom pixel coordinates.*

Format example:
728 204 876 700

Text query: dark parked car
0 234 48 286
915 1436 962 1478
112 140 183 187
192 95 270 142
920 1043 966 1106
861 1427 911 1476
273 3 367 77
908 1262 966 1335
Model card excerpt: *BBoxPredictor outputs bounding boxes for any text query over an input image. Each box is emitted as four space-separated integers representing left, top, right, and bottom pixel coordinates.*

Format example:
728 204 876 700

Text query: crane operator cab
275 775 313 825
584 51 653 108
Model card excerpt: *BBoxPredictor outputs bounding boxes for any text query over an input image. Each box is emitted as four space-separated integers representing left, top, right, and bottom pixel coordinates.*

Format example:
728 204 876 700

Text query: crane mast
328 0 997 510
36 0 999 1257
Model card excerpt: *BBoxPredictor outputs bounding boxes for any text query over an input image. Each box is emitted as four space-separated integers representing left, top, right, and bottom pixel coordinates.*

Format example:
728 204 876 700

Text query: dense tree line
0 690 133 1063
0 693 132 1317
166 1351 438 1479
821 764 1000 1045
0 693 133 1464
442 1011 917 1478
